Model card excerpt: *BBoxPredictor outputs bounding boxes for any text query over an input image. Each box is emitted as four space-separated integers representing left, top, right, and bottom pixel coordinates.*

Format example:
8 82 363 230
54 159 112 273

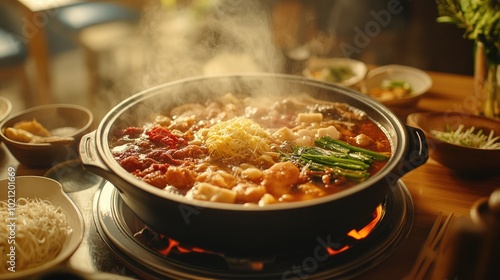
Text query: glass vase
474 42 499 118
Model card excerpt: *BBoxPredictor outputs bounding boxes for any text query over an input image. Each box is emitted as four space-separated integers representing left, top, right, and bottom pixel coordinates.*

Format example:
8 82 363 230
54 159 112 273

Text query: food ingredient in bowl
4 119 74 144
310 66 355 83
431 124 500 149
368 80 412 101
4 128 74 144
12 119 51 137
0 198 72 273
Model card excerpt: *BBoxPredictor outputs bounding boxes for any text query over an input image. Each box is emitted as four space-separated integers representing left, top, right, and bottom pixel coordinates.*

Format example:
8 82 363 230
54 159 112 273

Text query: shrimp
261 162 300 196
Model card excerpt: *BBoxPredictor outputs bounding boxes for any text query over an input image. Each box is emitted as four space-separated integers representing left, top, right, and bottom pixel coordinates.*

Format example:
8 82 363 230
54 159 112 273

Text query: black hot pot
80 73 428 256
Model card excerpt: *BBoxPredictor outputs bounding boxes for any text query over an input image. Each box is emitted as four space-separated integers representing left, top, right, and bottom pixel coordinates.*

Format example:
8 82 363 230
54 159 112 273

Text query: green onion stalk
284 136 390 183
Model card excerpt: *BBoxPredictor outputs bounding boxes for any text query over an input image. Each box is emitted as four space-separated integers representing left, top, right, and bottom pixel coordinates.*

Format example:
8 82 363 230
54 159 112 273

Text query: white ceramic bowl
0 176 84 279
303 57 367 87
363 64 432 107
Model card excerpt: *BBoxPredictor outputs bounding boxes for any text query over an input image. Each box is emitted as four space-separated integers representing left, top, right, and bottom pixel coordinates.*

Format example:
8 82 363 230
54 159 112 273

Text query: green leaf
435 0 500 63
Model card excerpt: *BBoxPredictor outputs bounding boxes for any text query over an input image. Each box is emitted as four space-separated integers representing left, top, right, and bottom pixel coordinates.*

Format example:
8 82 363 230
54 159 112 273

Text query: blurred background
0 0 474 116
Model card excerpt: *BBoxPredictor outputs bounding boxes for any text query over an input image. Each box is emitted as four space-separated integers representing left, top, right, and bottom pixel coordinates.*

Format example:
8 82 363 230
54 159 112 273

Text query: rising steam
107 0 286 104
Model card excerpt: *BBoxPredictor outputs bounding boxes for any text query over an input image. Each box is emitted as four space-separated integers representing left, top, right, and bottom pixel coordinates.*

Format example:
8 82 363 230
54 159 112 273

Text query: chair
52 1 141 102
0 28 32 107
54 2 140 31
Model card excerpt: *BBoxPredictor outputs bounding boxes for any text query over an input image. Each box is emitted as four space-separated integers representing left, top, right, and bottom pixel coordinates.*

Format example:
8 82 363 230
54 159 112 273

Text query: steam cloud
107 0 285 105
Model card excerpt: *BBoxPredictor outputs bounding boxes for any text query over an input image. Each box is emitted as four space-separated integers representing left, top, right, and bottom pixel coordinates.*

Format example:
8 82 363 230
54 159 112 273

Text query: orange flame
146 204 383 258
158 238 214 256
326 245 350 255
328 204 383 256
347 204 383 240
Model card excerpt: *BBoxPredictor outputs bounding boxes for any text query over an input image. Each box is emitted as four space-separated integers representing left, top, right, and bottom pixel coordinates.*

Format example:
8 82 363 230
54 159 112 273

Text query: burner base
93 181 413 280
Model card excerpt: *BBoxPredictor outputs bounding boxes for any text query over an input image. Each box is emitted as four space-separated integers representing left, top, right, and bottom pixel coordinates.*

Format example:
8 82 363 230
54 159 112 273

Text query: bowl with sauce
363 64 432 107
0 104 93 168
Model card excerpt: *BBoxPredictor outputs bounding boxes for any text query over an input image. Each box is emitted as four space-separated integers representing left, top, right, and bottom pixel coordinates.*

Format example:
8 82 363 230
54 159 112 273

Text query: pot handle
387 125 429 185
79 131 126 192
400 124 429 174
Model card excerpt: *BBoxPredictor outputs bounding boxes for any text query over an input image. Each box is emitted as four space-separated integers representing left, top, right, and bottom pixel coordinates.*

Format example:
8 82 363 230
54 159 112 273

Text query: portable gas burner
93 180 413 279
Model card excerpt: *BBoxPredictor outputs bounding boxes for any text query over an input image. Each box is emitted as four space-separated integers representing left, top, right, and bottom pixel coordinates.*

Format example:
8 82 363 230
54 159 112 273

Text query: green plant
436 0 500 64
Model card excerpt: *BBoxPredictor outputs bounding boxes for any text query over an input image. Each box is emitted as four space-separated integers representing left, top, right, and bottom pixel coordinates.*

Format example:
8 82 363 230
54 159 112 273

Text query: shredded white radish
431 125 500 149
0 198 72 273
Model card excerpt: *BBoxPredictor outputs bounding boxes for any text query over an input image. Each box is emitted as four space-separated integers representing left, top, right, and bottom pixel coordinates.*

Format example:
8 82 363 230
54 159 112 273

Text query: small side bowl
0 176 84 279
407 112 500 176
363 64 432 107
0 104 93 168
303 57 367 87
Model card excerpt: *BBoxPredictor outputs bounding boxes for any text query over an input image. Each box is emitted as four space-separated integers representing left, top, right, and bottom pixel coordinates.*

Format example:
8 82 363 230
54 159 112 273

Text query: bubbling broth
109 93 391 206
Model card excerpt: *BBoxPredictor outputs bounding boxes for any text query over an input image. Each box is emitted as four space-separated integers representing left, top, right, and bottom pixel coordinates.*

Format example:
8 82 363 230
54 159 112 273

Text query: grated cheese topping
203 117 272 163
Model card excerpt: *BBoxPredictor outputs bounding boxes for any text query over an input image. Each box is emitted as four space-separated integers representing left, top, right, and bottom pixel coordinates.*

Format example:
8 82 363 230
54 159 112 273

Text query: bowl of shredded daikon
0 176 84 279
407 112 500 176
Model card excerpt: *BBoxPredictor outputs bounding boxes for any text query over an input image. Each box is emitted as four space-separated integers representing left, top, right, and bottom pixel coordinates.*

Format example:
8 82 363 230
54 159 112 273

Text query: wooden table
0 70 499 279
357 71 500 279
